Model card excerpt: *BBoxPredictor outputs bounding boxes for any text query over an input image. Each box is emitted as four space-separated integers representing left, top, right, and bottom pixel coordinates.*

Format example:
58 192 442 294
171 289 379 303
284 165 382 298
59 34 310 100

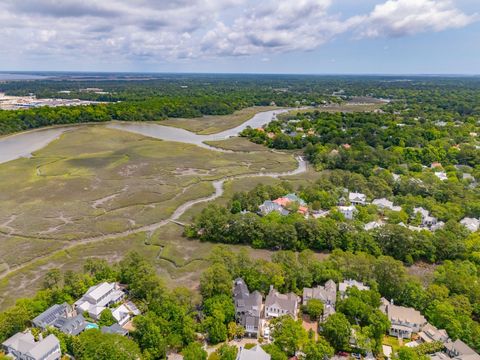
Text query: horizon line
0 70 479 77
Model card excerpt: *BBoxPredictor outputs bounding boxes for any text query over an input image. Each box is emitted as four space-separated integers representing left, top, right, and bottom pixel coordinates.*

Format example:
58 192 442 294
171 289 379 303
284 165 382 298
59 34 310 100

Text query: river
0 109 287 164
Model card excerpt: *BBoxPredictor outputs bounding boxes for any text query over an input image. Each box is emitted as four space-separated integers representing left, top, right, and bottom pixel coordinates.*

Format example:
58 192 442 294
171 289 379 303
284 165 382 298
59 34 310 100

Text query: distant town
0 90 105 110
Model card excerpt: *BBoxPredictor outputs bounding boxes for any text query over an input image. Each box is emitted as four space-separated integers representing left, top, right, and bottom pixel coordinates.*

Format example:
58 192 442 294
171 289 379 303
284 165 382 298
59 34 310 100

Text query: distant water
0 109 288 164
0 73 49 80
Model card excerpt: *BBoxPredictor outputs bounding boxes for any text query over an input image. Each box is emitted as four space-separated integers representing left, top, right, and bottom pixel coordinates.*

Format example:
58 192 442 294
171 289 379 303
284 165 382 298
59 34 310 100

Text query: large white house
112 301 141 326
2 332 61 360
380 298 427 339
338 205 357 220
349 192 367 206
372 198 402 212
339 279 370 299
265 286 300 319
74 282 125 319
460 217 480 232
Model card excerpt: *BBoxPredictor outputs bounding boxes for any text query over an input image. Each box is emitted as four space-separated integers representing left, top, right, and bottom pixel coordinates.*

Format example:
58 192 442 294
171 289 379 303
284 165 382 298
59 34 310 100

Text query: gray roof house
303 280 336 306
444 339 480 360
380 298 427 339
460 217 480 232
101 323 129 336
233 278 262 337
2 332 61 360
339 279 370 299
372 198 402 212
413 207 438 228
32 303 72 329
303 280 337 323
338 205 357 220
236 345 271 360
32 303 86 336
265 286 300 320
258 201 289 216
349 192 367 206
53 314 87 336
418 323 449 344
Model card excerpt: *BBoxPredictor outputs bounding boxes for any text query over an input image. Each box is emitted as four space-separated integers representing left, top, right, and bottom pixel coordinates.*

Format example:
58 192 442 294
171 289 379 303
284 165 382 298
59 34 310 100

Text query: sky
0 0 479 74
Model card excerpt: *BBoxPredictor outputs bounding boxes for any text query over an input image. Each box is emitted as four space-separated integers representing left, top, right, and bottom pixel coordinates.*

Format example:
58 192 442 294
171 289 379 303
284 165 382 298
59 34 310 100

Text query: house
303 280 336 306
53 314 87 336
303 281 337 322
372 198 402 212
2 332 61 360
112 301 141 326
312 210 330 219
273 194 307 207
338 205 357 220
236 345 271 360
339 279 370 299
258 201 289 216
418 323 449 344
32 303 86 336
233 278 263 337
380 298 427 339
32 303 72 329
349 192 367 206
265 286 300 319
444 339 480 360
431 162 443 169
460 217 480 232
435 172 448 181
74 282 125 320
101 323 129 336
364 220 385 231
413 207 438 228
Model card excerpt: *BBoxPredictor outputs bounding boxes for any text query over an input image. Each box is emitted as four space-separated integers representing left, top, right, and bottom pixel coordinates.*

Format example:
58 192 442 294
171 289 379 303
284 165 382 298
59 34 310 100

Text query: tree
216 344 238 360
200 263 232 299
271 316 308 356
262 344 289 360
132 314 167 360
204 316 227 344
227 322 245 340
98 309 117 327
304 338 335 360
73 330 141 360
305 299 324 321
43 269 62 289
321 313 351 351
203 295 235 325
182 342 207 360
0 304 31 343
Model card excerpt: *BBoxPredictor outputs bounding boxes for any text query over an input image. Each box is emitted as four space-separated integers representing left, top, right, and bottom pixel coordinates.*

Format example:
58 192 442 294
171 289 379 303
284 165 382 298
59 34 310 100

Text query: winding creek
0 108 307 279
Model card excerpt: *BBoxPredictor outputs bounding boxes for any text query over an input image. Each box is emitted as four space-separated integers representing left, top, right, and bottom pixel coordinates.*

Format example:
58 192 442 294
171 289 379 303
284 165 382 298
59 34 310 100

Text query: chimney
391 299 394 305
38 333 43 341
269 285 274 292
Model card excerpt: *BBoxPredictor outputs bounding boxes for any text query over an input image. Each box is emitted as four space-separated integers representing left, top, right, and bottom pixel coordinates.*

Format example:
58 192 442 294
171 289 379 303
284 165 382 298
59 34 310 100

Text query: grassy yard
161 106 278 134
382 336 407 353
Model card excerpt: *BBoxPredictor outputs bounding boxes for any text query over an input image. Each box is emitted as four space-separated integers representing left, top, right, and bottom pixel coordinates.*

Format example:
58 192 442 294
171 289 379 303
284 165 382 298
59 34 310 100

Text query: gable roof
101 323 129 336
32 303 69 329
383 300 426 325
85 282 114 302
265 288 299 315
54 314 87 336
303 280 336 304
2 332 60 360
237 345 271 360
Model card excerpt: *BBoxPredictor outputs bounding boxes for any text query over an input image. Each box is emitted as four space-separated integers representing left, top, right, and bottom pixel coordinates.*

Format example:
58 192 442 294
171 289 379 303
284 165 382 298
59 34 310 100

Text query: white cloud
356 0 477 38
0 0 476 66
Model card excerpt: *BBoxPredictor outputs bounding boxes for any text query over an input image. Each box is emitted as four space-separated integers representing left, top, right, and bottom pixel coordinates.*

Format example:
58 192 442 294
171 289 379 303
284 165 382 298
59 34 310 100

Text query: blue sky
0 0 478 74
